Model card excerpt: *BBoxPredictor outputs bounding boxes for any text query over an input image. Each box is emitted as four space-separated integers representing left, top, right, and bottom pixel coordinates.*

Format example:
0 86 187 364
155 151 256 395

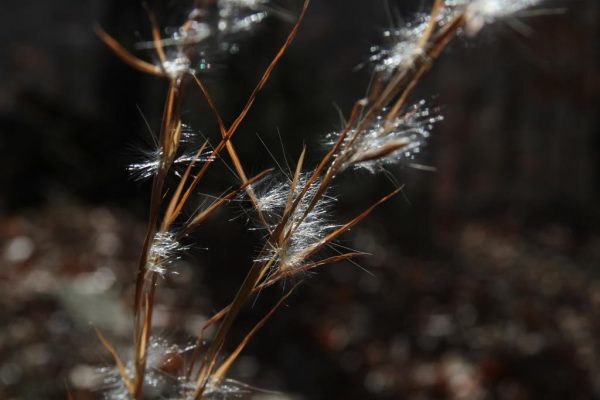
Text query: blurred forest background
0 0 599 399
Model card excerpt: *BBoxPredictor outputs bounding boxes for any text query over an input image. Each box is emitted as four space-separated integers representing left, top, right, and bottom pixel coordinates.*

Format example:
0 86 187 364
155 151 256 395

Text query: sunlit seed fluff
98 364 132 400
219 0 268 12
251 173 337 271
172 21 212 47
146 232 183 276
175 377 253 400
370 9 455 76
98 337 192 399
128 148 212 181
446 0 542 35
217 0 269 35
136 22 212 51
135 21 212 78
338 100 442 173
370 17 428 76
162 52 192 80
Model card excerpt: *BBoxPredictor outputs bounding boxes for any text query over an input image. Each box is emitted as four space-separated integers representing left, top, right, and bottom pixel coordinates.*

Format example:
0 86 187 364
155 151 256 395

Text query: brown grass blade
162 142 209 230
193 74 272 229
181 168 273 235
284 146 306 218
95 327 134 395
95 25 163 76
190 251 362 368
193 257 275 398
262 252 365 287
191 0 310 228
302 188 401 261
226 0 311 141
133 81 180 318
417 0 444 50
142 3 167 65
192 75 227 137
192 73 249 190
387 13 465 122
212 282 301 381
350 139 410 164
133 287 156 399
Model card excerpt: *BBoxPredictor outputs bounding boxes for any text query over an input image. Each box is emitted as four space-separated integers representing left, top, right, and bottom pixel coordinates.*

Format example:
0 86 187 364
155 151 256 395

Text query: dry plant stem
212 282 302 382
184 0 311 377
192 252 364 345
192 257 276 399
133 77 185 399
95 1 475 399
162 142 210 231
193 0 312 228
296 8 465 232
192 185 398 398
95 1 313 398
178 168 274 237
418 0 444 50
191 76 271 228
96 328 134 394
143 4 167 66
95 26 163 76
134 80 180 314
192 4 466 366
134 289 157 398
98 1 312 397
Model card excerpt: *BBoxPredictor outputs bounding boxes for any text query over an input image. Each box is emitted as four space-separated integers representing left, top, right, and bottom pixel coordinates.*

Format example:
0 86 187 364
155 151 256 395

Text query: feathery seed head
128 145 212 181
250 173 337 272
446 0 543 35
135 20 212 80
163 52 193 79
370 8 456 76
133 1 275 79
98 337 193 399
335 100 442 173
370 16 429 76
98 364 132 400
217 0 270 35
146 232 184 276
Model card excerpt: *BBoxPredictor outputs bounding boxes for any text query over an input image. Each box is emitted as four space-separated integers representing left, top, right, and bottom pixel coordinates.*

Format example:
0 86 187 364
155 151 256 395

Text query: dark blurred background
0 0 599 399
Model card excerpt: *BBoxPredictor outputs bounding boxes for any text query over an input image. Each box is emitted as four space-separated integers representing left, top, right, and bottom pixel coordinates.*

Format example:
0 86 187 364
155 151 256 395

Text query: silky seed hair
95 0 551 398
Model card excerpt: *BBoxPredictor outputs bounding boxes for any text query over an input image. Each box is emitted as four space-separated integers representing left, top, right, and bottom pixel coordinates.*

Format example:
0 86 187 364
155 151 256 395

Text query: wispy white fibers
370 13 431 76
446 0 543 35
176 377 252 400
370 0 544 74
98 337 193 399
146 232 185 276
330 100 442 173
128 145 212 181
250 173 337 272
217 0 270 35
134 1 277 79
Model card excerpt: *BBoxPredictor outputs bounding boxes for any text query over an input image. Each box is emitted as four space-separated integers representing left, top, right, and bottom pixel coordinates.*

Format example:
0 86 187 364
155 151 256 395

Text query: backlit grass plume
93 0 549 398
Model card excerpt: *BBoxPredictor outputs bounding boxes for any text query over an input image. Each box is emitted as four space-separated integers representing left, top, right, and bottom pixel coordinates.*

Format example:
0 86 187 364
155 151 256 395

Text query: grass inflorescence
93 0 550 398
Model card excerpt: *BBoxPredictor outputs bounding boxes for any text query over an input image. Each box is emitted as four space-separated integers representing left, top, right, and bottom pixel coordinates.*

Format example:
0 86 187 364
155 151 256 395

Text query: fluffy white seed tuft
146 232 184 276
98 337 193 399
217 0 270 35
250 173 337 272
331 100 442 173
446 0 543 35
370 15 429 76
369 8 457 76
128 147 212 181
176 376 252 400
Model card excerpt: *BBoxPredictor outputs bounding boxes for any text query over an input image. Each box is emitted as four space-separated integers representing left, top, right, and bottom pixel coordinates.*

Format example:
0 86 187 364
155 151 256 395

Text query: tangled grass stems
94 0 551 398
